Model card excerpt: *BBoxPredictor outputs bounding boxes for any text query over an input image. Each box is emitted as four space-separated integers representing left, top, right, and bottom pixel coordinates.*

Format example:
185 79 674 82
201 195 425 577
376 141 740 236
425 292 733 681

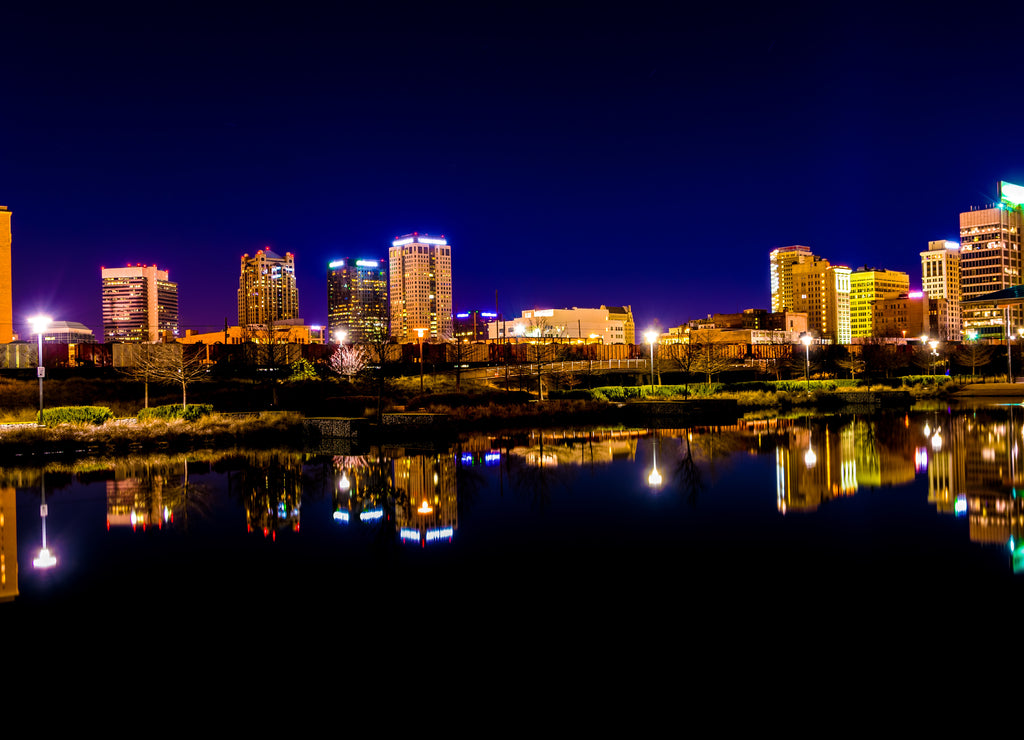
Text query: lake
6 404 1024 673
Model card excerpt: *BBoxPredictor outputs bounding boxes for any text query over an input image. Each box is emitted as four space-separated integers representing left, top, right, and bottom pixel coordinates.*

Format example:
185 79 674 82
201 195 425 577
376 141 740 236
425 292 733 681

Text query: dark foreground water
7 405 1024 677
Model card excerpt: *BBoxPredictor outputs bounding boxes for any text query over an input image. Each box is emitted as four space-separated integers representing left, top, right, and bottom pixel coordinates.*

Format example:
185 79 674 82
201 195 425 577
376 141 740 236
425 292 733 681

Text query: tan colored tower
921 240 961 340
790 257 851 344
238 248 300 327
770 245 814 313
389 233 453 342
0 206 12 343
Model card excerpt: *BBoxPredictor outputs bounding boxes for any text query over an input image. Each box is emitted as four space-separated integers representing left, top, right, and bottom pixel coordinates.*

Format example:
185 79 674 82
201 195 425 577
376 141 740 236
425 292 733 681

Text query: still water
6 406 1024 636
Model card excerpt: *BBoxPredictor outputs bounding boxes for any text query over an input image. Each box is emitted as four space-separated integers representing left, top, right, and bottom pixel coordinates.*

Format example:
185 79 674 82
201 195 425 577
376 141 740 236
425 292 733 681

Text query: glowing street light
644 330 658 395
415 327 427 393
334 329 347 345
800 334 813 393
928 339 939 376
29 315 51 423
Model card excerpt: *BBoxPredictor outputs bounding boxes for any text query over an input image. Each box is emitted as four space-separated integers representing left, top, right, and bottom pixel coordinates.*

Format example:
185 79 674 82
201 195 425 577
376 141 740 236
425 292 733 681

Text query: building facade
872 293 950 340
790 257 851 344
238 248 300 327
849 268 910 339
40 321 96 343
961 182 1024 339
453 310 498 342
101 264 179 343
0 206 11 343
487 307 627 344
920 239 961 340
603 305 635 344
388 233 452 342
327 257 388 342
770 245 814 313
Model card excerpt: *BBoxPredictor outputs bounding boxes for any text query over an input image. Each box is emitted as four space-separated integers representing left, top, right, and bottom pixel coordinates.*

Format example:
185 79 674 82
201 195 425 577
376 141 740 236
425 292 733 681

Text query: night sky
4 3 1024 339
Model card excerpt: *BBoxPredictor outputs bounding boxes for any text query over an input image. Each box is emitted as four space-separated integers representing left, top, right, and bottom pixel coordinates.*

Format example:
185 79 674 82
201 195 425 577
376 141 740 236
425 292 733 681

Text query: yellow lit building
0 206 11 343
849 268 909 338
102 264 179 342
179 322 325 345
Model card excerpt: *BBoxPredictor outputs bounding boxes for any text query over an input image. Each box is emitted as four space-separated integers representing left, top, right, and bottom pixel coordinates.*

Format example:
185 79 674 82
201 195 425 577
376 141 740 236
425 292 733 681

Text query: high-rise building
389 233 452 342
770 245 814 313
603 305 636 345
238 248 300 327
960 182 1024 339
921 240 961 340
327 257 388 342
102 264 179 343
0 206 11 343
849 268 910 339
790 256 851 344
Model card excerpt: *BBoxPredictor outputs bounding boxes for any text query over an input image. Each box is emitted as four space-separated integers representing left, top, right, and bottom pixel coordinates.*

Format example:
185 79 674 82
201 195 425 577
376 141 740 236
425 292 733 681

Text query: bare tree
117 343 162 409
665 340 699 397
954 342 994 381
691 328 737 384
331 344 369 382
149 344 208 408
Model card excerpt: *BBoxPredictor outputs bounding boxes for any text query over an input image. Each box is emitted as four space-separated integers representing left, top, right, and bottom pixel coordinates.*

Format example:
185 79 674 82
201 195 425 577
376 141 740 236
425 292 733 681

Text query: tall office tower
238 248 300 327
791 257 851 344
849 268 910 338
770 245 814 313
389 233 452 342
961 182 1024 339
102 264 179 342
921 240 961 340
327 257 388 341
0 206 11 343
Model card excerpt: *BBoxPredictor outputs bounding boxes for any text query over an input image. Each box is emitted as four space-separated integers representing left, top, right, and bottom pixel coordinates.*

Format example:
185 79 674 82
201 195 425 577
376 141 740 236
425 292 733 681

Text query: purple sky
3 2 1024 339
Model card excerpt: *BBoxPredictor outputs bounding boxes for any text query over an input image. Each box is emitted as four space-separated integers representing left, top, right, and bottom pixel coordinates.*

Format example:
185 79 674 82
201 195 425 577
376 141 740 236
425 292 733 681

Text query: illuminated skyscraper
960 182 1023 339
791 257 851 344
389 233 452 342
769 245 814 313
0 206 11 343
921 240 961 340
327 257 388 341
101 264 179 343
238 248 300 327
849 268 909 338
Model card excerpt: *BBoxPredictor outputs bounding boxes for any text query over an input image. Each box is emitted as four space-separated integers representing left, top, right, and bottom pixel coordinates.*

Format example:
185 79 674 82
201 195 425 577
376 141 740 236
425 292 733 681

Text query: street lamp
929 339 939 376
33 473 56 569
415 328 427 393
29 315 51 424
334 329 347 345
648 432 662 488
644 330 658 395
800 334 813 393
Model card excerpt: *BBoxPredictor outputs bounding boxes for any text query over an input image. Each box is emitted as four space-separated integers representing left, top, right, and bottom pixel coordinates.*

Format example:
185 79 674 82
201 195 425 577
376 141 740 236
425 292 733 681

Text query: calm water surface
6 405 1024 656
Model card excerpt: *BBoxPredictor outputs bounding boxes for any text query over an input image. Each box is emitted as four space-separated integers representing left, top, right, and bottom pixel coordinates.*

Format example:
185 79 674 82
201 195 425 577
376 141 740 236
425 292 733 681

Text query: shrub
137 404 214 422
38 406 115 426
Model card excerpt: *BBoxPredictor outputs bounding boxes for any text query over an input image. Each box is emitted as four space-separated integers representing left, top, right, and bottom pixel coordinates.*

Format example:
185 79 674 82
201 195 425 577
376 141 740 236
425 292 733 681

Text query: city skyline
4 5 1024 338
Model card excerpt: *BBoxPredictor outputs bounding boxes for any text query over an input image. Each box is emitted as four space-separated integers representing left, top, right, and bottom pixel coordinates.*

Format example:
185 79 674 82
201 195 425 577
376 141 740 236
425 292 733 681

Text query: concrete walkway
952 382 1024 397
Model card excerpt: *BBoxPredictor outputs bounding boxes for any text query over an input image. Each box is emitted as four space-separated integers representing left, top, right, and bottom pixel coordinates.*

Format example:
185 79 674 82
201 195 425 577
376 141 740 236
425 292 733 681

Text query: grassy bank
0 412 304 460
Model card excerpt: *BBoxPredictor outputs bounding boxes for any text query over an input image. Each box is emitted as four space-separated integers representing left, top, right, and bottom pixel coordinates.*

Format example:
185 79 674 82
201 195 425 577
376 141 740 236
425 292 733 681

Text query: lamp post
415 328 427 393
29 315 51 424
334 329 347 345
644 330 658 395
800 334 813 393
929 339 939 376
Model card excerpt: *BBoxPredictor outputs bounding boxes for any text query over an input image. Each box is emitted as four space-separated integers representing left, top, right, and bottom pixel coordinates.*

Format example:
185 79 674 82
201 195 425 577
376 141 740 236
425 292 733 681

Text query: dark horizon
4 3 1024 340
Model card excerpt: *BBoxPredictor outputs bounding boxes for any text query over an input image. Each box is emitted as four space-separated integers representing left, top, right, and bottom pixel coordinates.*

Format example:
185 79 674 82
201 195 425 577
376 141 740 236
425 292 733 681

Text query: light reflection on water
6 407 1024 612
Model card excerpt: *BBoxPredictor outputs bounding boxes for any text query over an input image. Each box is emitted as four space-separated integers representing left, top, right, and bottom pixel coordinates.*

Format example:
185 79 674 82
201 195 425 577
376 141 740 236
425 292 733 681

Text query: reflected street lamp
29 315 51 424
644 330 658 395
33 473 56 569
800 334 813 393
